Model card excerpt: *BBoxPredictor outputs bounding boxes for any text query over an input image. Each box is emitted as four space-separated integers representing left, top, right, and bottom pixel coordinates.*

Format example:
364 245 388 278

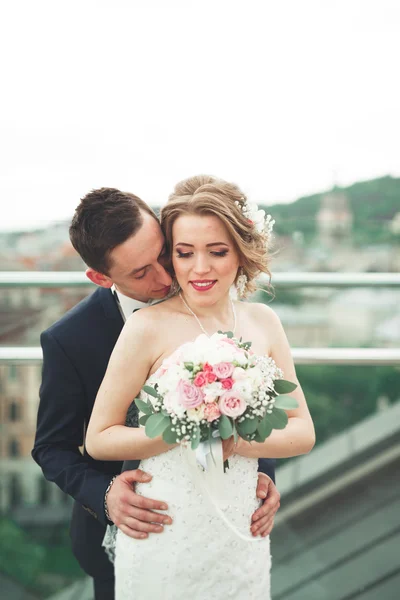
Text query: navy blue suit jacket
32 287 275 578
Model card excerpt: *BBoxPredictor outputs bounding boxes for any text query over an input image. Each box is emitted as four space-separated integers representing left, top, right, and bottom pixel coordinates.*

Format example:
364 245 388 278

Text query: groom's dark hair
69 187 156 275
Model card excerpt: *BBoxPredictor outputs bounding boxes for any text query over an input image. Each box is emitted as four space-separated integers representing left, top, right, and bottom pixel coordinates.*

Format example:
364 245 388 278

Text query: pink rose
220 337 237 346
213 362 234 380
193 372 207 387
221 377 233 390
204 403 221 422
206 371 217 384
200 362 217 383
219 391 246 418
177 380 205 409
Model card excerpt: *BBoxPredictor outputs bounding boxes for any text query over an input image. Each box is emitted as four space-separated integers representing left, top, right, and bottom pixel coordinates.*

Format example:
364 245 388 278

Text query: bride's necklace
179 292 236 337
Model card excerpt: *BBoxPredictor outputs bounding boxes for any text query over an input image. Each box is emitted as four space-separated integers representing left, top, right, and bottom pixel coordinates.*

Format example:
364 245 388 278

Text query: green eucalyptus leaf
191 427 201 450
135 397 153 415
162 424 178 445
142 385 160 398
235 422 245 437
274 379 297 395
139 414 150 426
266 408 288 430
273 395 299 410
253 429 266 443
218 330 234 338
257 415 273 440
145 413 170 438
237 418 259 435
232 422 238 444
218 415 234 440
236 421 255 442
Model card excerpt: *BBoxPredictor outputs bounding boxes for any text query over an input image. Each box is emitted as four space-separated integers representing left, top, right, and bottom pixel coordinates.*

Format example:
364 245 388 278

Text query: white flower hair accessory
234 197 275 238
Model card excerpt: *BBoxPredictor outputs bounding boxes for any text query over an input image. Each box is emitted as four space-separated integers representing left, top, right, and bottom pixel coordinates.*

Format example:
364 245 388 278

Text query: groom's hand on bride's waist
250 473 280 538
105 469 173 540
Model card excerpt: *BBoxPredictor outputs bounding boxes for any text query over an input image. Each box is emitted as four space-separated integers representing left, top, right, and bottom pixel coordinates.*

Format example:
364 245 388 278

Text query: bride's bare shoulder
239 301 282 327
118 298 182 364
125 296 182 331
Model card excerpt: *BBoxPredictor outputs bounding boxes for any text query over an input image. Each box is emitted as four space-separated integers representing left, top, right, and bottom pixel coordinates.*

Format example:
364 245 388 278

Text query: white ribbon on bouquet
182 433 265 543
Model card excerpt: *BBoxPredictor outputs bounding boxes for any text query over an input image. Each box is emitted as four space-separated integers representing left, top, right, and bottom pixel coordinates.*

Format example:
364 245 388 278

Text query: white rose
233 367 247 380
209 332 225 343
157 364 189 394
232 379 253 402
203 347 221 365
178 343 199 364
248 365 263 387
217 345 237 363
163 391 186 418
234 351 249 367
187 405 205 423
204 381 223 401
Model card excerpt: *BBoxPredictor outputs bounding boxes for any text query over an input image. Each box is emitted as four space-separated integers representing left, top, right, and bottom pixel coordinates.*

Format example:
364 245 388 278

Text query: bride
86 175 315 599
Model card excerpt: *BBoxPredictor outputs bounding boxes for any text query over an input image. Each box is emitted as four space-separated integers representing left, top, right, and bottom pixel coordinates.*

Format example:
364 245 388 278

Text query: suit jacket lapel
99 287 124 324
96 288 125 354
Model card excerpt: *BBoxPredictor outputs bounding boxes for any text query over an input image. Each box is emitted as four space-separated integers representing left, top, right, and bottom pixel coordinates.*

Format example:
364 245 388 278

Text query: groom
32 187 280 600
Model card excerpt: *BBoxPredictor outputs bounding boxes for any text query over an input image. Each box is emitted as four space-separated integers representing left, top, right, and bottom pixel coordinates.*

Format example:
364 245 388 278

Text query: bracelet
104 476 117 523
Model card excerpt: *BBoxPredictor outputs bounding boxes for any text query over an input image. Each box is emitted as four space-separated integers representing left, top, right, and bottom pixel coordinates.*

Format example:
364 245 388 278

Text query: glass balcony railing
1 272 399 599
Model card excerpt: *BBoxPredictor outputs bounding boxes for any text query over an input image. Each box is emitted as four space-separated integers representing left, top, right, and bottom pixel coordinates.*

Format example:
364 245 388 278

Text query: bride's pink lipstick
190 280 217 292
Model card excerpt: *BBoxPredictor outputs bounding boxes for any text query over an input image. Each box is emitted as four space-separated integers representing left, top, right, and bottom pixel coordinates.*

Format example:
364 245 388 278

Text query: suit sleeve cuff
81 473 115 527
104 476 117 524
257 458 276 484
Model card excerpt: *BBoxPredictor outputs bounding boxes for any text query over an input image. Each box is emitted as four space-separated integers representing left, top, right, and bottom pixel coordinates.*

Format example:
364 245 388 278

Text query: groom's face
90 212 172 302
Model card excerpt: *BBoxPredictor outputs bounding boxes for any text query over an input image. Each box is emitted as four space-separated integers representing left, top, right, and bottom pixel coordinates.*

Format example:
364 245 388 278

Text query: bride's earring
170 278 181 296
235 268 247 298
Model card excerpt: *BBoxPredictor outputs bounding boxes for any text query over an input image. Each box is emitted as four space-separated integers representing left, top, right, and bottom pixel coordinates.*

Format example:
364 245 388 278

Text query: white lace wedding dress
105 350 271 599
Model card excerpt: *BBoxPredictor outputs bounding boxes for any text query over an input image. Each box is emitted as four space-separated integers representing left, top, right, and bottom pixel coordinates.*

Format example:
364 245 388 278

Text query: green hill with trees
263 175 400 244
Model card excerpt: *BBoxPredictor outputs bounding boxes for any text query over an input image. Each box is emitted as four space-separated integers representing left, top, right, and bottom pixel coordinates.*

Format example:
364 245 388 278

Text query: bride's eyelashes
176 250 229 259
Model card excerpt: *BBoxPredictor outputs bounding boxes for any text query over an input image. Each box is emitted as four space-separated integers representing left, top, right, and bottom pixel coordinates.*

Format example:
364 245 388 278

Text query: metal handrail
1 271 400 288
1 272 399 366
1 347 399 366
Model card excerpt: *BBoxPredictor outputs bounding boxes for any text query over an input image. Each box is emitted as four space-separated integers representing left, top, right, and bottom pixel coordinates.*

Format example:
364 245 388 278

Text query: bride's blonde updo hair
161 175 271 297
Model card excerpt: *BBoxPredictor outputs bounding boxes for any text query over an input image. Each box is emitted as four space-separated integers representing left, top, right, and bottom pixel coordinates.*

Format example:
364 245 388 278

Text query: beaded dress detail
105 344 271 600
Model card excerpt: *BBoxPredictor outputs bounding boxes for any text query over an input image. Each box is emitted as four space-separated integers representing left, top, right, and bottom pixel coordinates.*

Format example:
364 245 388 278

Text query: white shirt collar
111 285 153 321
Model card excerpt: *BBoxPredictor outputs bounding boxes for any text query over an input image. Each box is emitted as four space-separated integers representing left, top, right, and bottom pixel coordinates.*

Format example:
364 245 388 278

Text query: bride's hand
222 437 236 462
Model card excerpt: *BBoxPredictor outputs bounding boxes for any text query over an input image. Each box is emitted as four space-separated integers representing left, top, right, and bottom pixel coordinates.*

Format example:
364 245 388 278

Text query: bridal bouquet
135 332 298 455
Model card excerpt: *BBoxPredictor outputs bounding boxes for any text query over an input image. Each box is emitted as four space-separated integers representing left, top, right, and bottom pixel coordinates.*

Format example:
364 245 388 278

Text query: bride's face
172 214 240 305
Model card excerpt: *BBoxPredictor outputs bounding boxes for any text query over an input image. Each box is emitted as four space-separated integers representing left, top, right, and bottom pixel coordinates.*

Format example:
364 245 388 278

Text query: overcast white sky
1 0 399 231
